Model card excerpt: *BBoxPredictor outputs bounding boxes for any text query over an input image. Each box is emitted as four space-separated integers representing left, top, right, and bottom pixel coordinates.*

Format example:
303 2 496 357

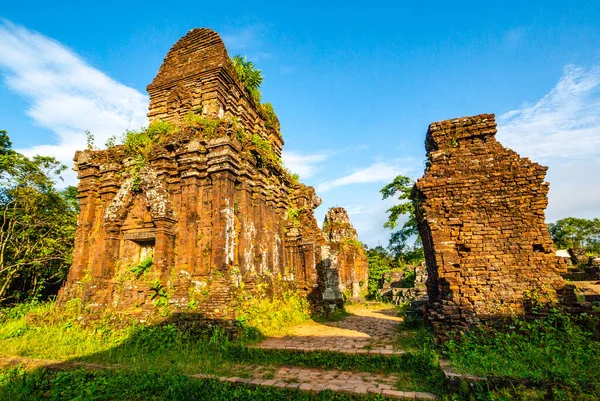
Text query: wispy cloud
0 19 148 183
498 65 600 160
497 64 600 221
221 25 263 51
282 150 329 179
317 160 415 192
221 25 273 61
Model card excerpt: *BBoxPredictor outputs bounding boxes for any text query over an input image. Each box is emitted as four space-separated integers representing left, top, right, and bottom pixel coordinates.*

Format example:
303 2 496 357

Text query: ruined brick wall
58 29 328 322
322 207 368 299
414 114 567 334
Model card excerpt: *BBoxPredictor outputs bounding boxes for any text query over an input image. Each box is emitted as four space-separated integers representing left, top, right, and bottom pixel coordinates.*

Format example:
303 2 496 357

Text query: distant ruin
321 207 368 300
415 114 567 334
58 28 365 321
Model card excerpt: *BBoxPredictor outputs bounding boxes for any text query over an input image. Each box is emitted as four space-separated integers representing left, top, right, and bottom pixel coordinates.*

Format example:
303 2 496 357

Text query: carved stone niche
122 230 156 266
103 166 177 280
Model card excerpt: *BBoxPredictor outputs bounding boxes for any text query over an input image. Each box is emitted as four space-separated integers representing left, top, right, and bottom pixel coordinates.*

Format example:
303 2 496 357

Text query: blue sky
1 1 599 247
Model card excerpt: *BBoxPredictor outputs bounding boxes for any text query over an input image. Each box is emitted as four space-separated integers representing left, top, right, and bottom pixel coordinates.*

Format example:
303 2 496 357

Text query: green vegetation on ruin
231 55 263 104
340 238 364 252
286 207 303 228
129 256 153 278
109 112 296 187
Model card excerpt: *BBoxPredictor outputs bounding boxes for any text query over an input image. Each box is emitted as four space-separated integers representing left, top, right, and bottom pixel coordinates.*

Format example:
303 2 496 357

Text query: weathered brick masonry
414 114 567 334
322 207 368 299
58 28 362 321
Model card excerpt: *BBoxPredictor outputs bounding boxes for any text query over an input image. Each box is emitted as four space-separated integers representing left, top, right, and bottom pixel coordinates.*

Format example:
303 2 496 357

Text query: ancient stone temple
414 114 567 334
321 207 368 299
58 28 356 322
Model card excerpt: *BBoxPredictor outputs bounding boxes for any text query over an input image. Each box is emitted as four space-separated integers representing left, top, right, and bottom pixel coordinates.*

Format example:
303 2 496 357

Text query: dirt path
252 304 406 355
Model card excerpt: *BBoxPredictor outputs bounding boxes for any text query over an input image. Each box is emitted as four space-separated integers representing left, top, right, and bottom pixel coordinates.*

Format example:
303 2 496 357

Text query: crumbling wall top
323 207 359 243
147 28 229 91
425 113 497 152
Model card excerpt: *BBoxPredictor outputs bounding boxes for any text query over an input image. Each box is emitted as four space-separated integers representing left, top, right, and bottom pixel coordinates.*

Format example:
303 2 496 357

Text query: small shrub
261 103 278 129
249 134 281 168
149 280 169 308
231 55 263 98
287 207 302 227
123 121 177 159
235 291 310 337
130 256 153 278
184 112 221 138
340 238 364 252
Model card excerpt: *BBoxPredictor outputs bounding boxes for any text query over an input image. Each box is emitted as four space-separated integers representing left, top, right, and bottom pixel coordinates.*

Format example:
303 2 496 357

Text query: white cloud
221 25 274 63
282 150 329 179
345 200 398 247
498 65 600 160
0 19 148 184
497 64 600 221
317 160 415 192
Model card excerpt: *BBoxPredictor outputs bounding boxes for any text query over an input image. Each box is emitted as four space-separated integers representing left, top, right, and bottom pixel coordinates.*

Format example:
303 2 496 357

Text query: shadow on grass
0 311 446 400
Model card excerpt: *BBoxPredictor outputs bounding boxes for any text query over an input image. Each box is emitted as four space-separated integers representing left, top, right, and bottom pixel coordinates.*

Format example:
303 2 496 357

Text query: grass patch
0 366 390 401
0 300 445 394
443 309 600 399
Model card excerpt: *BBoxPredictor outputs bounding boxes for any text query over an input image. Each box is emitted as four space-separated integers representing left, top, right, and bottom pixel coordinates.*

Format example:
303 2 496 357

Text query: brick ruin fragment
321 207 368 300
58 28 365 321
380 264 428 305
414 114 567 334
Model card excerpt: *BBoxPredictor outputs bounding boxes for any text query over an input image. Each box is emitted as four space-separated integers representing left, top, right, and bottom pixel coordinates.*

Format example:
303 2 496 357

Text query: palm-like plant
231 55 263 101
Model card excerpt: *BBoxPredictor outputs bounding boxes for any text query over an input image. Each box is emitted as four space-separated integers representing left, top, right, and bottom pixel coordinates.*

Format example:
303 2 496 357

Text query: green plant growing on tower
231 55 264 104
149 280 169 308
130 256 153 278
286 207 303 227
261 103 278 129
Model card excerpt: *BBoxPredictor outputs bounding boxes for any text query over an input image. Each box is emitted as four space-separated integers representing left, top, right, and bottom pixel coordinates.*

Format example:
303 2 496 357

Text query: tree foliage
549 217 600 254
380 175 424 265
366 246 398 299
0 130 77 304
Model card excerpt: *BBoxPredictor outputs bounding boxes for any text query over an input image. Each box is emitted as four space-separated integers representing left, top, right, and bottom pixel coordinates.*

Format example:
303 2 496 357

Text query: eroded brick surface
414 114 567 334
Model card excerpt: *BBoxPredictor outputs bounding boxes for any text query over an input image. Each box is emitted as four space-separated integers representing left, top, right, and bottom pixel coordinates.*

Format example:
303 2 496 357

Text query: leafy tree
366 246 398 299
380 175 424 265
549 217 600 254
0 130 77 304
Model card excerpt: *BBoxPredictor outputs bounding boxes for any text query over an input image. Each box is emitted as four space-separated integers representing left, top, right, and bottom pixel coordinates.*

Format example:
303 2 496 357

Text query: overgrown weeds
123 121 177 159
0 300 445 394
235 291 310 338
443 308 600 399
